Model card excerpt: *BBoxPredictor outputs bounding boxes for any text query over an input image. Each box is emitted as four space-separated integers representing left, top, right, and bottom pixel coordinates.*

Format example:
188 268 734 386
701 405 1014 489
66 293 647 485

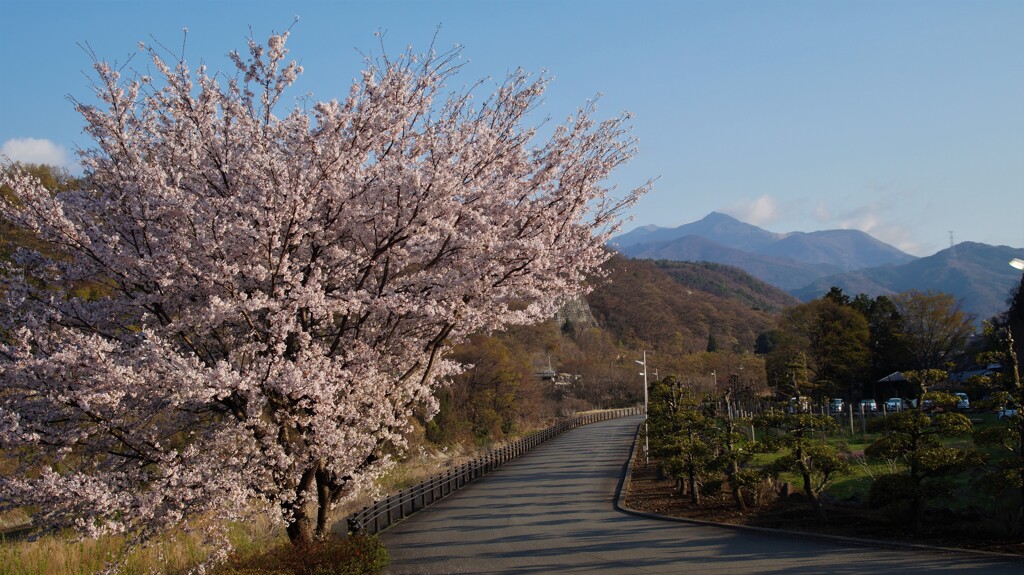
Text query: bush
701 478 723 497
216 535 388 575
981 489 1024 537
868 473 916 509
868 473 920 525
748 476 780 508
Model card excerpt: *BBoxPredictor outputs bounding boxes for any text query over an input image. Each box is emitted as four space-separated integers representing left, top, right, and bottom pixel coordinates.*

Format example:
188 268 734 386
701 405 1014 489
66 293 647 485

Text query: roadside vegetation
638 276 1024 550
636 404 1022 551
4 150 1022 570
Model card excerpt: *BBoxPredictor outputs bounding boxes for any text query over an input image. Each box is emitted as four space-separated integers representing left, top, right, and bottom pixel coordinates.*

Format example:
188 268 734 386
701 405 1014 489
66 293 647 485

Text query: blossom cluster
0 31 646 558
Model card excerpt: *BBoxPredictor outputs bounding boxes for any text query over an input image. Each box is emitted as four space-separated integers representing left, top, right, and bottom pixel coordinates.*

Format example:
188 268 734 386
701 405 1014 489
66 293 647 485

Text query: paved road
381 415 1023 574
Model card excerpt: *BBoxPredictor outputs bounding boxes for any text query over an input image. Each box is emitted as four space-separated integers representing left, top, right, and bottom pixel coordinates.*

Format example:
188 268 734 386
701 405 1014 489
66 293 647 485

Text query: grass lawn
747 410 1018 512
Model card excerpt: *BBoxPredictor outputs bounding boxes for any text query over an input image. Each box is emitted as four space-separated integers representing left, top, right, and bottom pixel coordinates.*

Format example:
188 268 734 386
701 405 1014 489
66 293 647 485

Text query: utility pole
635 351 649 465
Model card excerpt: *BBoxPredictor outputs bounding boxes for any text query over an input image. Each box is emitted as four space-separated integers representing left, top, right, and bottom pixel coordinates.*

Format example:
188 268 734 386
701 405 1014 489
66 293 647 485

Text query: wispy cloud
722 195 778 226
723 191 931 254
813 200 924 255
1 138 73 170
820 203 881 231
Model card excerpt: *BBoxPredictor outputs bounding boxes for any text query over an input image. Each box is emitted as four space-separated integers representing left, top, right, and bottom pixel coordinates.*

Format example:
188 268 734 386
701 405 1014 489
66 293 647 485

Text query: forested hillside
793 242 1024 323
426 254 792 445
588 255 789 355
651 259 799 313
0 163 77 258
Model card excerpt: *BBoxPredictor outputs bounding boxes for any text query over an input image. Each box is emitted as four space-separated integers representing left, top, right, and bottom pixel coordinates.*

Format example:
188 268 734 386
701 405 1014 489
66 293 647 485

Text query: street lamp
635 351 649 465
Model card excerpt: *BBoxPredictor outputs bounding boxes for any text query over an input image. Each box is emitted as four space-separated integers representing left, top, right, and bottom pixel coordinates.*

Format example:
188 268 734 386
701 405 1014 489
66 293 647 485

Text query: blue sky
1 0 1021 256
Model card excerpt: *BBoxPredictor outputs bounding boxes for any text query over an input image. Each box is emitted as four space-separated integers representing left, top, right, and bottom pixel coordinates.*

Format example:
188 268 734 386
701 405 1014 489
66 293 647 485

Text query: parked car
954 392 970 410
786 396 811 414
885 397 908 412
859 399 877 412
830 398 844 413
997 407 1018 420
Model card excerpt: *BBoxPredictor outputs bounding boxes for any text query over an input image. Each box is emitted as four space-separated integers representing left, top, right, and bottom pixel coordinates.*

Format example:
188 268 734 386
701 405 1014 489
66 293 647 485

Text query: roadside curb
613 421 1024 563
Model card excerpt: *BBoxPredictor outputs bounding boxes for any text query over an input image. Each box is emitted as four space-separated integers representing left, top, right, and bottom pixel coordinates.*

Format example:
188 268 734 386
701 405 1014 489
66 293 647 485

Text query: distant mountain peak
612 211 782 253
791 242 1024 323
611 211 918 290
610 212 1020 323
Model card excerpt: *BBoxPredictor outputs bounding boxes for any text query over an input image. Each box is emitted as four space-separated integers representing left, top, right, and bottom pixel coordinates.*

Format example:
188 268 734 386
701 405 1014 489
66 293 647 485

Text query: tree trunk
687 465 699 504
315 467 335 539
909 442 922 533
728 460 745 511
801 469 823 522
286 508 315 546
285 467 318 546
1017 421 1023 536
909 492 923 534
797 447 823 522
723 396 746 511
1009 327 1024 536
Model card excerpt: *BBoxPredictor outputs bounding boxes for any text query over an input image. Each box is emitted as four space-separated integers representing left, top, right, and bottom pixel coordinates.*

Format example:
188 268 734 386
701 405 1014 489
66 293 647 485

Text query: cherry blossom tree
0 30 645 556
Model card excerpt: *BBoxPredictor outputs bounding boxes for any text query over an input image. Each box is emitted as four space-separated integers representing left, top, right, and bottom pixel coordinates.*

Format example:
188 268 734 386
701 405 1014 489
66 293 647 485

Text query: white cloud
813 201 831 223
722 189 935 256
810 200 927 255
1 138 73 169
722 195 778 226
834 206 881 234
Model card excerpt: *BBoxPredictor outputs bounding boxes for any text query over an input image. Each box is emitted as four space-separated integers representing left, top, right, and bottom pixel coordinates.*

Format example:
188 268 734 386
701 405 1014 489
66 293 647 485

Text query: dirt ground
623 458 1024 556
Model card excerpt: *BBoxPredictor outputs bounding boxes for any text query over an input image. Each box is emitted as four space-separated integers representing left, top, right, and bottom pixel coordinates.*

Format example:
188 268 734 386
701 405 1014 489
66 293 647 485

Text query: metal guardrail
344 407 643 535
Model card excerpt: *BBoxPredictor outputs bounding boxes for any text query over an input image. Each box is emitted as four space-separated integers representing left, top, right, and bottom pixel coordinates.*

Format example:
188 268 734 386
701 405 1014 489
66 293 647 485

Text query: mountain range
611 213 1024 322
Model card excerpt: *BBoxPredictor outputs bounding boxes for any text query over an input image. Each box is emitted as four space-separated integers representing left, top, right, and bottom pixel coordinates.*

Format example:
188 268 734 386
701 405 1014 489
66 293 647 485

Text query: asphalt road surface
381 415 1024 574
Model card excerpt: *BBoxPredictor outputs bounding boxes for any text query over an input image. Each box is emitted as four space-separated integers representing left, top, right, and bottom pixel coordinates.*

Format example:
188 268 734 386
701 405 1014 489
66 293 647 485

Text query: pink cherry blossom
0 30 647 563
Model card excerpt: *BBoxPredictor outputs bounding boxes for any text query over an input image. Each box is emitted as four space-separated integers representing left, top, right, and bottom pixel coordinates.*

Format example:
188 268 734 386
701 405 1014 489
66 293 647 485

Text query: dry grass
1 419 556 574
0 509 32 534
0 443 485 574
0 513 286 575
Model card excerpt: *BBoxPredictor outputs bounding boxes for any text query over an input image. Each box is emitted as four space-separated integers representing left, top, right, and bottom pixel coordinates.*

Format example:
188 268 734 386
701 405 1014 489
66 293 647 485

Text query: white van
954 392 970 410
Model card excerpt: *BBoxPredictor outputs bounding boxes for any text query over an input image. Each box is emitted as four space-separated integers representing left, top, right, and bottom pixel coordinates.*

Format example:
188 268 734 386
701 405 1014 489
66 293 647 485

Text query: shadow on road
382 415 1023 574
